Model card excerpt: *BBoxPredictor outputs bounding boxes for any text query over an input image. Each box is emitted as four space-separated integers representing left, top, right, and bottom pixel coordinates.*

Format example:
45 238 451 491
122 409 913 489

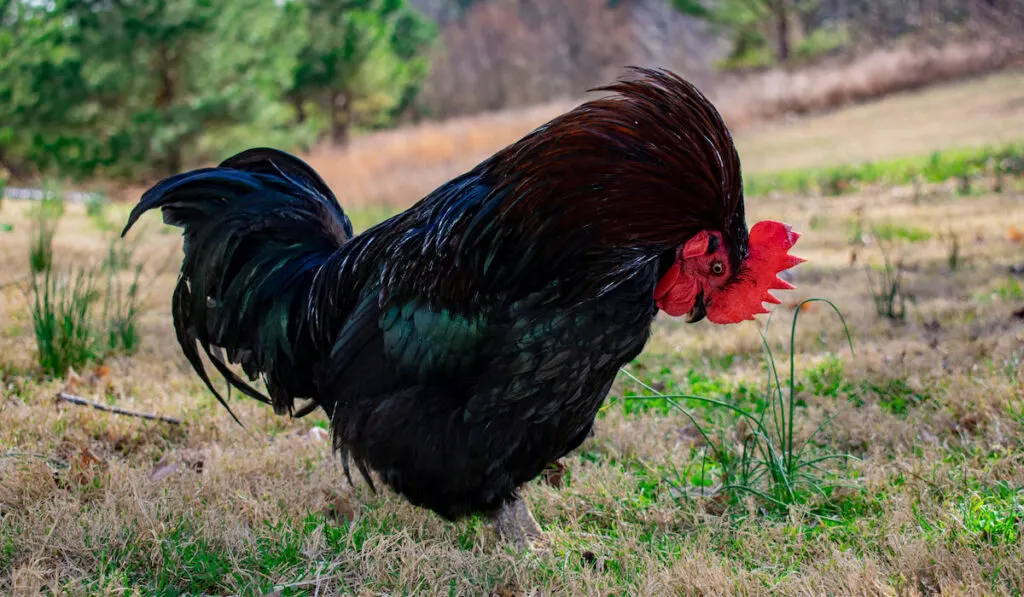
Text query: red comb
707 220 805 324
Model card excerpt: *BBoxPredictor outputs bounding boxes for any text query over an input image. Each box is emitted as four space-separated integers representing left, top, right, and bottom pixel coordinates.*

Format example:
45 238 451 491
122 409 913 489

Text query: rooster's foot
493 494 549 552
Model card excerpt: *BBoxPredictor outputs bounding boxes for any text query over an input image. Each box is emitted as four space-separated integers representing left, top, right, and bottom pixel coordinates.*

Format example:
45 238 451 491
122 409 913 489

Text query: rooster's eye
711 262 725 276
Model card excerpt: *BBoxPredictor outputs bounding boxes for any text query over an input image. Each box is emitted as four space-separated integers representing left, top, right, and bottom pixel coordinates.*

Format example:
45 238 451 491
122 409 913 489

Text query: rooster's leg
493 493 549 551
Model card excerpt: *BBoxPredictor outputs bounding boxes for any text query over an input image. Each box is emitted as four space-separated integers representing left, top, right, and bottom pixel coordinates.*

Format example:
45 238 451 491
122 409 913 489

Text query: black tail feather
124 148 352 421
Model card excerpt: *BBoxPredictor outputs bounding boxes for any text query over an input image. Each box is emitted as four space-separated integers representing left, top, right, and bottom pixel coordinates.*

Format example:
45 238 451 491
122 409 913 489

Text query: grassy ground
2 84 1024 595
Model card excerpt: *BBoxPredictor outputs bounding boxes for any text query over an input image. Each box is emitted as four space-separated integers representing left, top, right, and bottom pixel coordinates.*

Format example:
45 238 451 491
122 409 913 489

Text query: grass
865 237 911 321
744 142 1024 198
2 78 1024 594
623 299 856 513
29 266 100 377
28 194 64 274
26 236 148 377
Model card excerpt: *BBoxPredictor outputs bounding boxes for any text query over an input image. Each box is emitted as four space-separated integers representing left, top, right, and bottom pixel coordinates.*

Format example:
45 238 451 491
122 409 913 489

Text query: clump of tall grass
30 267 101 377
85 193 107 219
28 237 147 376
103 232 143 272
102 243 143 355
623 300 856 513
865 235 910 321
942 230 961 271
29 192 65 274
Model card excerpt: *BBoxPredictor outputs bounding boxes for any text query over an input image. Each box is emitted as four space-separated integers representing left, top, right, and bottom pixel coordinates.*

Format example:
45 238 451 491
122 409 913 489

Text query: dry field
287 65 1024 212
2 76 1024 595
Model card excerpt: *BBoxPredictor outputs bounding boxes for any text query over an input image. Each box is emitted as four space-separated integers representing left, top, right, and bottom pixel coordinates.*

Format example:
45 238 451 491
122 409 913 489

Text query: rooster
123 68 803 549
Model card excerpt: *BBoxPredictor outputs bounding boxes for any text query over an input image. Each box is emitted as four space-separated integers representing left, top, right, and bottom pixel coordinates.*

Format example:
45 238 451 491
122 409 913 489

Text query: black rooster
123 68 802 548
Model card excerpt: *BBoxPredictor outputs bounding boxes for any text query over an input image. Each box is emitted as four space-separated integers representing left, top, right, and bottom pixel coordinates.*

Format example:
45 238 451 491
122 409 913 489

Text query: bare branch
55 392 182 425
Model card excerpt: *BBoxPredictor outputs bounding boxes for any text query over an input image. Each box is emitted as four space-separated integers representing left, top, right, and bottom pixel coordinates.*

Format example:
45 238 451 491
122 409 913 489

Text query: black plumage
123 68 748 523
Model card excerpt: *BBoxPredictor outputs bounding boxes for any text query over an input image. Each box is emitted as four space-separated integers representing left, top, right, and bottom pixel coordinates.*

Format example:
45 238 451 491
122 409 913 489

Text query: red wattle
655 264 700 316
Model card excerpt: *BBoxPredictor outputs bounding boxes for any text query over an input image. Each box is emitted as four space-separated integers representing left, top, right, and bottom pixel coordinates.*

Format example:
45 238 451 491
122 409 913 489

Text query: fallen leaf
787 300 814 312
63 368 83 393
322 490 358 524
732 418 750 444
541 460 567 489
150 459 180 482
676 424 705 446
150 453 204 482
955 412 983 434
579 550 603 571
305 427 329 443
75 447 104 470
704 491 729 516
917 566 941 596
186 455 204 473
1008 226 1024 244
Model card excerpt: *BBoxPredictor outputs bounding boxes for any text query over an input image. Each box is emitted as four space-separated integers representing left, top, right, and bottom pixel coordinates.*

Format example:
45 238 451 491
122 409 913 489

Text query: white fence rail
2 186 104 204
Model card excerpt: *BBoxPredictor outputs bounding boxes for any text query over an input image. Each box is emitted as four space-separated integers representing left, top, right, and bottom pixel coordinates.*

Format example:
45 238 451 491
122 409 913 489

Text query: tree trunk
773 0 791 63
155 42 182 175
330 90 351 146
292 96 307 125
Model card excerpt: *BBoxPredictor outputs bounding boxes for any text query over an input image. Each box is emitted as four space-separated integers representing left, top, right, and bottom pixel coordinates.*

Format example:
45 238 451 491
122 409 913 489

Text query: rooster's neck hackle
479 67 747 266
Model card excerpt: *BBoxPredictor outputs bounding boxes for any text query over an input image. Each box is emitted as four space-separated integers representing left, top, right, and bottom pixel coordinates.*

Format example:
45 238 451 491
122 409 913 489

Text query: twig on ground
55 392 182 425
0 451 70 469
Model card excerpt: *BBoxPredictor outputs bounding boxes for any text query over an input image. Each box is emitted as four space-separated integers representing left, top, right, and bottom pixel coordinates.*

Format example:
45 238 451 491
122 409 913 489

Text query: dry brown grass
214 44 1024 212
3 80 1024 595
716 38 1024 130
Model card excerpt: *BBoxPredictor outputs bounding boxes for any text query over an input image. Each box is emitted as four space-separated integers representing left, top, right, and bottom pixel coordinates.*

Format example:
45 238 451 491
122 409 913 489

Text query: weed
819 166 859 196
941 230 961 271
30 266 101 377
802 355 850 398
85 193 108 219
861 378 930 415
103 260 143 355
28 236 148 375
974 277 1024 303
991 277 1024 301
872 223 932 243
622 299 856 513
865 236 910 321
28 194 64 274
954 482 1024 545
103 233 142 272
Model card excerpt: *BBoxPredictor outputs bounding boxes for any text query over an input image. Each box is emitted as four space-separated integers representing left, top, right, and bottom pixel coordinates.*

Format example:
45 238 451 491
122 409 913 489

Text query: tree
672 0 799 67
286 0 436 145
0 1 102 178
1 0 308 179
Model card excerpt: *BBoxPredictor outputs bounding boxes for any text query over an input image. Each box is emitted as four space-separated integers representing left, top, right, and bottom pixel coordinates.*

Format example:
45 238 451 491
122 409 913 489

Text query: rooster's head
583 68 805 324
654 220 804 323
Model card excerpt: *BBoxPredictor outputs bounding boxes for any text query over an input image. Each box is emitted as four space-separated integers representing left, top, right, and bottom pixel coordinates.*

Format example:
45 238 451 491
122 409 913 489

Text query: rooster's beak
686 292 707 323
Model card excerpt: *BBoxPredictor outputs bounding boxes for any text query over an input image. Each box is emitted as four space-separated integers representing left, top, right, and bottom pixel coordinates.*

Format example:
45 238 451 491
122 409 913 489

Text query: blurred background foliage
1 0 1021 182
